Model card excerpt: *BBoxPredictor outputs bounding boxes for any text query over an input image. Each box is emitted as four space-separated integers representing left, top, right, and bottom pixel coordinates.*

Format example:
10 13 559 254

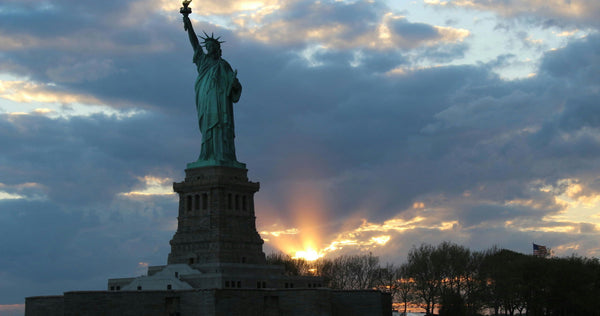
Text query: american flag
533 243 548 257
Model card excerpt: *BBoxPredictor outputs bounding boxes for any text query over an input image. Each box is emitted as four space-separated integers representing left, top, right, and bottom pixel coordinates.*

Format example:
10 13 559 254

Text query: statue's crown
200 31 225 46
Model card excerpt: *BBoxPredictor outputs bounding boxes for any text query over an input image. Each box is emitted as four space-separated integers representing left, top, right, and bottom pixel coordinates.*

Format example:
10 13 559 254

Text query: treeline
267 242 600 316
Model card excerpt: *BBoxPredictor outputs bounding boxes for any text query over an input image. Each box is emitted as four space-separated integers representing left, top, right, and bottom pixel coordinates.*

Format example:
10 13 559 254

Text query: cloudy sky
1 0 600 312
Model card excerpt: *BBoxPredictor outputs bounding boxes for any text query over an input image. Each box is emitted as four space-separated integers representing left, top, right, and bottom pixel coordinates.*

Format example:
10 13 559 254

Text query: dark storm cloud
526 35 600 165
257 34 600 226
359 51 409 72
0 196 175 303
240 63 497 222
456 203 553 229
390 19 439 42
0 0 144 43
0 112 196 206
0 0 190 110
540 33 600 83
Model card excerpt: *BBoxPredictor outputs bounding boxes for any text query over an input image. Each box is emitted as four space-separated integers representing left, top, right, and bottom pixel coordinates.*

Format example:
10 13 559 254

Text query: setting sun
292 249 323 261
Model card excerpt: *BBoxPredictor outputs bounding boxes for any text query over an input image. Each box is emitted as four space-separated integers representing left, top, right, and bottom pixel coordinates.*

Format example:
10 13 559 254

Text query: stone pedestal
167 166 266 265
26 166 393 316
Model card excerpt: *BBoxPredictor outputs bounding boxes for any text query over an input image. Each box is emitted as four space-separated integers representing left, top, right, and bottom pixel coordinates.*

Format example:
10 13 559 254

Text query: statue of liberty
181 0 245 169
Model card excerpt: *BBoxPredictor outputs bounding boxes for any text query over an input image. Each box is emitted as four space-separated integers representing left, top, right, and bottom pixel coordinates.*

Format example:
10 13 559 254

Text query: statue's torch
181 0 192 15
180 0 192 30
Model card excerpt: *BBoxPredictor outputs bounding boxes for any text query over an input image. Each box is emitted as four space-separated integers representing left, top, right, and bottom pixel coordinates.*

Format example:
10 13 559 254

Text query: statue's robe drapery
192 48 243 167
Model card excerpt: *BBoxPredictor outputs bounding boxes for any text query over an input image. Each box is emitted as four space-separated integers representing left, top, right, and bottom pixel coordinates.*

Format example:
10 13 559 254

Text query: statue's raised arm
180 0 201 53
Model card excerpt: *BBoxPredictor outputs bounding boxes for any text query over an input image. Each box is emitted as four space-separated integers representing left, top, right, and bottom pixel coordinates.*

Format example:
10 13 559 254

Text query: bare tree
266 252 311 276
397 263 414 316
406 244 440 315
318 253 380 290
375 263 400 296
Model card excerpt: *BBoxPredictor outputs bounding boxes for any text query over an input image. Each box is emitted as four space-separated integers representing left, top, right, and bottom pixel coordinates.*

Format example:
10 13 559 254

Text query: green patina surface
182 3 245 170
187 159 245 169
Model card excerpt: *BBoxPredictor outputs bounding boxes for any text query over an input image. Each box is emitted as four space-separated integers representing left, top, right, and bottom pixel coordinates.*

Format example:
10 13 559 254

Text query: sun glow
261 209 458 259
292 249 324 261
259 176 332 260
